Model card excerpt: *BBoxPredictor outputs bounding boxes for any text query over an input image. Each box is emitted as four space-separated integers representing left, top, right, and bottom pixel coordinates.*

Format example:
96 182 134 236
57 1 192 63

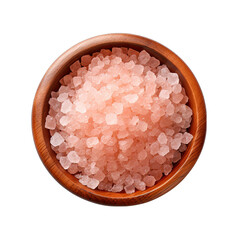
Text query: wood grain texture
32 33 206 206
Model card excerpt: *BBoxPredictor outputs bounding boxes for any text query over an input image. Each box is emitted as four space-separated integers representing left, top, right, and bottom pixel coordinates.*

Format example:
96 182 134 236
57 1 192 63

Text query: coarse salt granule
45 47 193 193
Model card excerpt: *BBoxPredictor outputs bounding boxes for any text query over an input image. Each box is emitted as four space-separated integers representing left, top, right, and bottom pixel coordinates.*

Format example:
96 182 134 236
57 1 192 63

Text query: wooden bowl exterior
32 34 206 206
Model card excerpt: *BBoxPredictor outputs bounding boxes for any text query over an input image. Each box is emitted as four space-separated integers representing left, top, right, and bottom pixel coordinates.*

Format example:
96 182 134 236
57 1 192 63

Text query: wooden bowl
32 33 206 206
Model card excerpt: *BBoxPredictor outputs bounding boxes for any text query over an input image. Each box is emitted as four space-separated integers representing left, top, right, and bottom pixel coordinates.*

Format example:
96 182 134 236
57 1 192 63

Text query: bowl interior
34 35 204 205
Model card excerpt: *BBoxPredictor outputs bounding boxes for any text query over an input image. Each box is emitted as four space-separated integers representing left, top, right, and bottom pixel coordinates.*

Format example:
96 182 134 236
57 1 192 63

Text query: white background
1 0 239 239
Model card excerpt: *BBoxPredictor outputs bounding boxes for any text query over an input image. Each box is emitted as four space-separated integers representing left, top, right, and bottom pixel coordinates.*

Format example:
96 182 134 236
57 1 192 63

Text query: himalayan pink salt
112 102 123 115
159 89 170 99
173 83 182 94
59 116 69 126
59 157 71 169
50 132 64 147
167 73 179 85
125 175 134 186
111 184 123 192
105 113 118 125
45 115 56 130
134 180 146 191
150 141 160 155
67 163 79 174
77 156 87 167
138 50 150 64
119 139 133 151
46 48 193 194
157 133 167 145
182 132 193 144
137 121 148 132
143 176 156 187
70 60 81 73
67 151 80 163
76 102 86 113
61 99 72 113
66 135 78 148
171 138 182 150
159 145 169 156
79 175 89 185
124 185 135 194
57 93 68 102
86 137 99 148
163 164 172 175
124 94 139 103
138 150 147 161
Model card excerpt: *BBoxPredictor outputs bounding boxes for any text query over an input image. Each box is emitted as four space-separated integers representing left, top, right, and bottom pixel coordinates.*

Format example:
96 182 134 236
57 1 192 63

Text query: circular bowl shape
32 33 206 206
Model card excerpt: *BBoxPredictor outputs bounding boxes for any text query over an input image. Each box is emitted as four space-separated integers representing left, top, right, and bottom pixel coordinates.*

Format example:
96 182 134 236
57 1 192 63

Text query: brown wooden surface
32 33 206 206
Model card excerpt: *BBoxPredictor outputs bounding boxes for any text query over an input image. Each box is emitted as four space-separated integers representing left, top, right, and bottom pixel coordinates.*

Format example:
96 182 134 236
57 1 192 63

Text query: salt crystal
86 178 99 189
59 157 71 169
138 50 151 64
160 65 170 77
79 175 89 185
163 164 172 175
66 135 78 148
59 116 69 126
76 102 87 113
67 151 80 163
118 153 128 162
179 144 187 152
78 156 87 167
124 185 135 194
111 171 120 181
70 60 81 73
150 141 160 155
67 163 79 174
167 73 179 85
73 76 82 87
94 170 105 182
143 176 156 187
49 98 61 112
105 113 118 125
172 93 183 104
182 132 193 144
125 175 134 186
124 94 139 103
159 89 170 99
158 145 169 156
166 103 175 116
45 115 56 130
157 133 167 145
171 138 181 150
86 137 99 148
137 121 148 132
173 84 182 94
50 132 64 147
61 100 72 114
111 184 123 192
129 116 139 125
131 76 142 86
134 180 146 191
57 93 68 102
119 139 133 151
63 75 72 85
138 149 147 160
112 102 123 115
125 60 135 70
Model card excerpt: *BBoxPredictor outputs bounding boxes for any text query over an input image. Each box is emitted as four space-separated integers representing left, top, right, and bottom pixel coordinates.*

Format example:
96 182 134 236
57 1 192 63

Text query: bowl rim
32 33 206 206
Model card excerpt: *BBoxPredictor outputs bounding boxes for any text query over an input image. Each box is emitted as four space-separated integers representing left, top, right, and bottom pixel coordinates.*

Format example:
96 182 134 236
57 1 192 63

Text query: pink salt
45 115 56 130
143 176 156 187
67 151 80 163
105 113 118 125
45 48 193 194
